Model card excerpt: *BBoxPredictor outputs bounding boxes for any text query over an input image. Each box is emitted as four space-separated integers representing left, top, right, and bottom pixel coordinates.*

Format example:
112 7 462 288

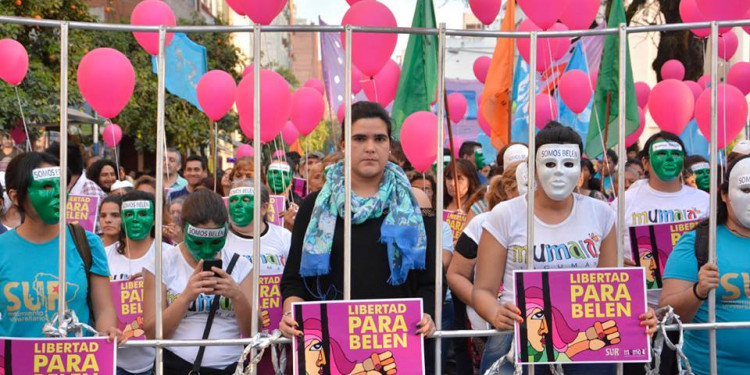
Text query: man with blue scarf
280 101 438 349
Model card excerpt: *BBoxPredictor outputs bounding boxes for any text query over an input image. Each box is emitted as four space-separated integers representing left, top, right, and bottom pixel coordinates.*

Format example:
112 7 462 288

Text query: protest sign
65 195 100 232
293 177 308 199
110 279 146 341
513 268 650 364
629 220 700 290
0 336 116 374
266 195 286 227
443 210 468 242
292 299 425 375
258 274 283 333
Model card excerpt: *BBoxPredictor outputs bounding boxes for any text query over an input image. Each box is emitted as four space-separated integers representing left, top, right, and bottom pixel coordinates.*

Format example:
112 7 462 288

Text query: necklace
726 221 750 238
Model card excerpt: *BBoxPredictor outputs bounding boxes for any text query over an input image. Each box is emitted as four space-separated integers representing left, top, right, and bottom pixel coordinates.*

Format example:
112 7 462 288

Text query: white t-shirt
613 182 709 306
483 194 615 305
143 246 253 369
442 221 454 252
106 241 168 373
225 223 291 276
463 213 491 330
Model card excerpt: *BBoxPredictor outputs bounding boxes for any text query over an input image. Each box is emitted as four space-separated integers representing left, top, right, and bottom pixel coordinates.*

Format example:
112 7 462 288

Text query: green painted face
29 167 61 225
649 140 685 181
229 187 255 227
267 163 292 194
474 148 486 169
691 162 711 192
122 200 154 241
184 224 227 261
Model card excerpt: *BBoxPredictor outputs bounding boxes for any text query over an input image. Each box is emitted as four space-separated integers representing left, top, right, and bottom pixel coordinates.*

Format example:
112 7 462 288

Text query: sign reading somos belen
0 336 116 374
292 299 425 375
513 268 650 364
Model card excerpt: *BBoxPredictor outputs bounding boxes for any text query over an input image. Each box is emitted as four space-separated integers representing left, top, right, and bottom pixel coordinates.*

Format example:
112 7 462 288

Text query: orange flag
481 0 516 149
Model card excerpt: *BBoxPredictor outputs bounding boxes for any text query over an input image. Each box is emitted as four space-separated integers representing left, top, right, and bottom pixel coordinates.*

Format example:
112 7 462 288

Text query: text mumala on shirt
570 272 632 318
348 303 409 350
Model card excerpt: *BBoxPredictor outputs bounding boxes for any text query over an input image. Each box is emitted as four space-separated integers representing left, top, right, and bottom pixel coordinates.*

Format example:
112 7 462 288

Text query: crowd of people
0 101 748 375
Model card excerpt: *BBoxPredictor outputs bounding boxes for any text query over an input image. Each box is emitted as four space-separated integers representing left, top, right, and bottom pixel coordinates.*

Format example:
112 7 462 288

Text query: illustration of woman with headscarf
636 236 659 289
522 287 621 363
301 318 397 375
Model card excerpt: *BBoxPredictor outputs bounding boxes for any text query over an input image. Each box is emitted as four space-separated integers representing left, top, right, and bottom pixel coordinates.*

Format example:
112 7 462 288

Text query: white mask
504 144 529 167
516 162 528 196
728 158 750 228
535 144 581 201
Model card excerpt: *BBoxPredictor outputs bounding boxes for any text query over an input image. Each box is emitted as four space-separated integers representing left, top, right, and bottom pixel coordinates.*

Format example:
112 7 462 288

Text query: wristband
693 282 709 301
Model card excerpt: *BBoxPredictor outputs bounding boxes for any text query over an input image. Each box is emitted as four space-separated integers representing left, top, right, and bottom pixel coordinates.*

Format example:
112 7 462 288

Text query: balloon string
108 119 121 181
13 86 32 152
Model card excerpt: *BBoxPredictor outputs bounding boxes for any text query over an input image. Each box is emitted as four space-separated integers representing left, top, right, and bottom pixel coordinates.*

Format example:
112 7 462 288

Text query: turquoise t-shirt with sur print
0 227 109 337
663 226 750 375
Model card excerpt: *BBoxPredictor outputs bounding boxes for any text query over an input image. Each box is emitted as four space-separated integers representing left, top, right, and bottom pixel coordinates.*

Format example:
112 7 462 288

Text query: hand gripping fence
42 310 99 338
233 330 288 375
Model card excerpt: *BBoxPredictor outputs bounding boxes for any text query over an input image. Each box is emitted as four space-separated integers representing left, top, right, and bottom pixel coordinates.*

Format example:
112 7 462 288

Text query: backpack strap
693 221 710 271
67 223 94 324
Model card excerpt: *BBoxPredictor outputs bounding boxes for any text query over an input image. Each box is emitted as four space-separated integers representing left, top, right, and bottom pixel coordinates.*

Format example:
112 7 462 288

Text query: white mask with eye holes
728 158 750 228
536 144 581 201
516 162 529 195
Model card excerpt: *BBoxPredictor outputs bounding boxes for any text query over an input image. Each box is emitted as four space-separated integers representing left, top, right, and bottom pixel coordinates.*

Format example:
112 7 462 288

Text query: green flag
585 0 640 158
391 0 438 139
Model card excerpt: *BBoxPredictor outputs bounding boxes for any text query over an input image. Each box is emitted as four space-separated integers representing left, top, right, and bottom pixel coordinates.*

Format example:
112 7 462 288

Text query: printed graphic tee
143 246 252 369
0 228 109 337
483 194 615 305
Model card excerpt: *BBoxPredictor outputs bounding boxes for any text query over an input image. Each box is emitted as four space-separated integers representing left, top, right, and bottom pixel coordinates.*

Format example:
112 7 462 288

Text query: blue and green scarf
300 161 426 285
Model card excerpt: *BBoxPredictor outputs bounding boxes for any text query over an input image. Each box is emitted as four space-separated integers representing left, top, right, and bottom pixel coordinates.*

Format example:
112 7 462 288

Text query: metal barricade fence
1 14 749 375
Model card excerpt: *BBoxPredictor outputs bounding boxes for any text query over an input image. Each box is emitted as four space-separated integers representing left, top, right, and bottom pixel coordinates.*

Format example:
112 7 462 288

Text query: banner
259 274 283 334
110 279 146 341
443 210 468 243
513 268 650 364
292 299 425 375
293 178 308 199
266 195 286 227
629 220 700 290
65 195 100 232
0 336 116 374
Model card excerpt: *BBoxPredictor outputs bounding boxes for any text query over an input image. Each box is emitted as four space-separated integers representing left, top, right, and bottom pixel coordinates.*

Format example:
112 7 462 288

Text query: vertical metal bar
57 21 69 328
526 31 537 375
434 22 447 375
250 22 262 375
153 25 167 375
707 21 719 375
616 22 628 375
343 25 353 301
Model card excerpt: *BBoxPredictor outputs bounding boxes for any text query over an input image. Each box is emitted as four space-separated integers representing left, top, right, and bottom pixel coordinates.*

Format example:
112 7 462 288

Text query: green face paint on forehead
691 162 711 192
649 140 684 182
122 200 154 241
267 163 292 194
184 224 227 261
229 187 255 227
29 167 61 225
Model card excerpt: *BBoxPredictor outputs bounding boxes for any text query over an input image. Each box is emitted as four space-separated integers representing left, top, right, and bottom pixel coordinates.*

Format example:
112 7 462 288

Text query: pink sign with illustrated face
110 279 146 341
629 220 700 290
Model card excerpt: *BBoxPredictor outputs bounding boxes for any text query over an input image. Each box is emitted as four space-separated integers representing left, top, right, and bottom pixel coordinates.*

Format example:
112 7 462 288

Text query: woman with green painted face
142 188 254 374
0 152 121 342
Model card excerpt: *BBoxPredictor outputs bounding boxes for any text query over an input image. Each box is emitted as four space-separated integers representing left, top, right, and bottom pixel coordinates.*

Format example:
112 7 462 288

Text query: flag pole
601 91 612 193
443 89 462 211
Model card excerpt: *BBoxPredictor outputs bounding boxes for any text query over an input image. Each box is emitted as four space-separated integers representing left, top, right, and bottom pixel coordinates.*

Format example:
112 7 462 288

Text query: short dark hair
459 141 482 158
186 155 207 171
45 142 84 176
535 121 583 155
625 158 644 170
100 194 125 254
604 149 618 165
344 101 392 140
86 159 118 191
639 131 686 161
444 159 481 209
181 188 228 227
627 142 640 155
685 154 708 169
5 152 61 215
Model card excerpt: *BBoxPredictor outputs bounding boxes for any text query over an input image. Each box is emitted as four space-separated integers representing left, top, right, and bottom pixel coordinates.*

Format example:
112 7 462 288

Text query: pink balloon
473 56 491 84
361 59 400 107
477 106 491 136
698 74 710 88
346 0 366 4
469 0 502 26
560 0 598 30
0 39 28 86
446 137 464 159
77 48 135 119
341 0 398 78
559 70 592 114
236 144 254 159
728 62 750 95
400 111 438 172
236 68 291 143
225 0 245 15
197 70 236 121
661 59 685 81
337 104 346 124
696 84 748 148
635 82 651 109
684 80 703 102
447 93 468 123
281 121 300 145
102 124 123 148
517 20 567 72
550 23 572 60
680 0 710 38
131 0 176 55
241 0 288 25
304 78 325 95
535 93 559 129
626 108 645 147
291 87 325 135
696 0 750 23
352 65 364 94
745 9 750 36
648 79 695 134
718 31 738 60
518 0 567 30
